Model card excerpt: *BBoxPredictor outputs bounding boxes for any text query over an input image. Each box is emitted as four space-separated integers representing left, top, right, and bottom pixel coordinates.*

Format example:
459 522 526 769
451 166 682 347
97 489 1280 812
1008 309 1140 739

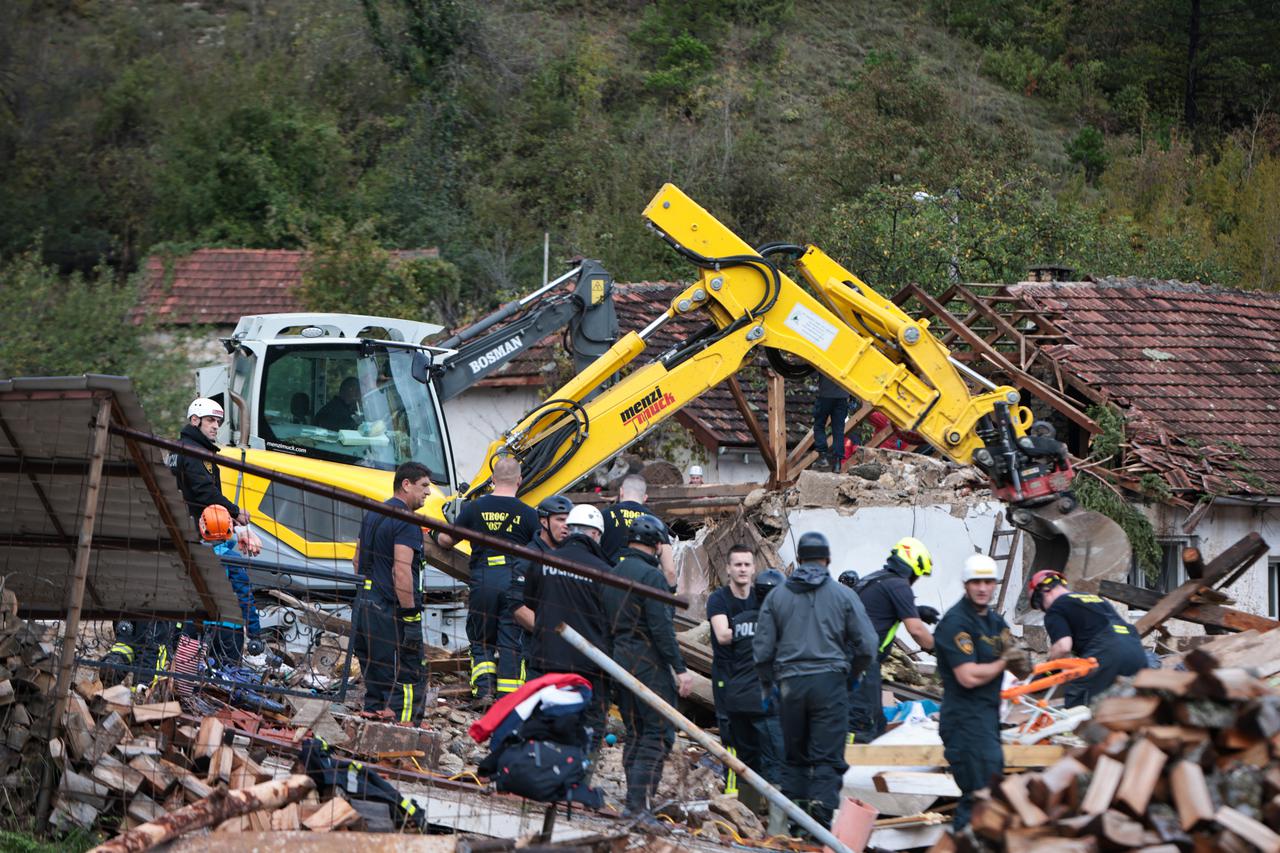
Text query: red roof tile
1011 278 1280 496
131 248 438 327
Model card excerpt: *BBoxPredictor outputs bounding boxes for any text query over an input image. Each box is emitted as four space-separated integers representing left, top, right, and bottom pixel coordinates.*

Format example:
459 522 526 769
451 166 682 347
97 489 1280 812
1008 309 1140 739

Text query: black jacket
602 547 685 675
524 533 611 676
171 424 240 522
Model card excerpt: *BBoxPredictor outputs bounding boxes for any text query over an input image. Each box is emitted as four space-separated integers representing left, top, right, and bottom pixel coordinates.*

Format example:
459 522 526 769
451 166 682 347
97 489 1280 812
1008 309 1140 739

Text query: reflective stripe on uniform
496 678 521 694
400 797 417 815
879 620 901 653
723 746 738 795
469 660 497 685
400 684 413 723
109 642 135 662
486 555 506 566
364 578 372 590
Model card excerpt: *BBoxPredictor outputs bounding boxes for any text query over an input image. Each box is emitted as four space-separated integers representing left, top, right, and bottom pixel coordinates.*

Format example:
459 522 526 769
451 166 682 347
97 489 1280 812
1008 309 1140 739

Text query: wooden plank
1171 760 1216 830
92 754 145 795
194 716 225 761
1216 805 1280 853
132 701 182 724
128 754 177 797
302 797 361 832
873 771 961 797
270 802 301 831
726 376 777 478
1092 695 1162 731
767 370 786 482
1135 533 1269 636
846 743 1064 767
1101 580 1280 633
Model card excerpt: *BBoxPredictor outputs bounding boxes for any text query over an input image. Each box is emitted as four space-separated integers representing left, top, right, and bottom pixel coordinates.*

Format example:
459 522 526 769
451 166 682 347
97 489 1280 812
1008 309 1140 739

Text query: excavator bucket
1010 501 1132 594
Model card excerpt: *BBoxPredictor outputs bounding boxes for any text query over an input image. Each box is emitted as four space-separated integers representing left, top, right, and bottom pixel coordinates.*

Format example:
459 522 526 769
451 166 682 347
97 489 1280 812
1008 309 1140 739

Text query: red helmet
1027 569 1067 610
199 505 235 542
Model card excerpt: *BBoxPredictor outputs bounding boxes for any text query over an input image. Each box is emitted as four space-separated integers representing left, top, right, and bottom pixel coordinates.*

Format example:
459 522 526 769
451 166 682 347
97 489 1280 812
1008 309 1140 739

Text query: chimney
1027 264 1075 283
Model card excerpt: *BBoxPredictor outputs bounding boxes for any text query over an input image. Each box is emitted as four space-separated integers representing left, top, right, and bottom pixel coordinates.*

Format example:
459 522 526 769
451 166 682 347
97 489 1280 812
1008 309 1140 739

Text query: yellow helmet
891 536 933 577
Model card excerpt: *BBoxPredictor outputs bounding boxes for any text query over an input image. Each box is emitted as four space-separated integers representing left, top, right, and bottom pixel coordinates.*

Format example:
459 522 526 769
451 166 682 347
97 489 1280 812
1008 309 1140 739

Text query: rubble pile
946 651 1280 853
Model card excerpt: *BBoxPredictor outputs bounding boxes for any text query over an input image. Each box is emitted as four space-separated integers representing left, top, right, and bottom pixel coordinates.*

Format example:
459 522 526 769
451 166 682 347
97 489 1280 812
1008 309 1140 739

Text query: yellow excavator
210 184 1128 595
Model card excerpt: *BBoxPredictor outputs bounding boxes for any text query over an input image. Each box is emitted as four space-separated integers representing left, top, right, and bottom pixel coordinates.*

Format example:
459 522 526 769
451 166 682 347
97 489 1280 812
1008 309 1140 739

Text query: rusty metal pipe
107 424 686 609
555 623 856 853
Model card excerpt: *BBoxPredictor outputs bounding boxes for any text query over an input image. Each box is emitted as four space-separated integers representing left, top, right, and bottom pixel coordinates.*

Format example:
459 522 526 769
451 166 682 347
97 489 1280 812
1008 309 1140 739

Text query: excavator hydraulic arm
461 184 1130 589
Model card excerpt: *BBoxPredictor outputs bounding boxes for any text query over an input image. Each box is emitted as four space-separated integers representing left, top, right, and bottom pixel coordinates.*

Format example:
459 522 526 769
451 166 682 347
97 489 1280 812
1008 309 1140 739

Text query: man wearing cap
753 531 877 831
935 554 1031 831
602 514 693 815
848 537 940 744
1028 570 1147 706
436 457 540 702
524 504 613 753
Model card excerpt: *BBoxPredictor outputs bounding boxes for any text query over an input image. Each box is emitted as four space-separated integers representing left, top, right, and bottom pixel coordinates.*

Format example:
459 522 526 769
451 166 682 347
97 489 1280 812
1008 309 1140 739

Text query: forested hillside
3 0 1279 413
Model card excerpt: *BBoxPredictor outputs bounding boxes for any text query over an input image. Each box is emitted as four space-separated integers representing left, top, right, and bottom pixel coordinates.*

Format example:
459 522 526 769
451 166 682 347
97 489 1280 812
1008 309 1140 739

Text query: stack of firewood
936 650 1280 853
0 585 59 821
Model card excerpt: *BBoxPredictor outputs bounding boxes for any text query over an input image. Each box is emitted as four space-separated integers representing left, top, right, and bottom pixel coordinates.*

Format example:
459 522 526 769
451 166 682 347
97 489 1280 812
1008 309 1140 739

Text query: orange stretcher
1000 657 1098 745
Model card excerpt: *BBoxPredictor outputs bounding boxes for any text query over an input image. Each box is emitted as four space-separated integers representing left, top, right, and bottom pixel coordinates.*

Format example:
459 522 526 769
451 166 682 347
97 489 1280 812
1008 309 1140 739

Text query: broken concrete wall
775 501 1022 632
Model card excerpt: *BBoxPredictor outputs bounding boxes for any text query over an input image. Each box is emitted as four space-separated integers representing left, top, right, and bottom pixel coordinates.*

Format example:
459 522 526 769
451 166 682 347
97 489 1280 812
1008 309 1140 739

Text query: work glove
760 684 781 714
1001 643 1033 680
398 608 424 656
916 605 940 625
245 638 265 657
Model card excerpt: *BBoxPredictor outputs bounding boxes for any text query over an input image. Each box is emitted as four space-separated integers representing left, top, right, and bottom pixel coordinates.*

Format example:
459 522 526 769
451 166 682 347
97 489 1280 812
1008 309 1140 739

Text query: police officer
601 475 676 588
935 554 1031 831
510 495 574 670
524 504 613 754
848 537 940 744
1028 569 1148 706
753 532 877 831
708 546 784 792
352 462 432 723
602 515 694 815
436 457 540 702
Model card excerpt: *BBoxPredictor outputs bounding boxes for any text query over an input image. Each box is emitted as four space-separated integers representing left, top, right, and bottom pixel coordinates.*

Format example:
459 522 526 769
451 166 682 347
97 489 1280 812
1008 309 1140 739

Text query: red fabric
468 672 591 743
867 412 924 450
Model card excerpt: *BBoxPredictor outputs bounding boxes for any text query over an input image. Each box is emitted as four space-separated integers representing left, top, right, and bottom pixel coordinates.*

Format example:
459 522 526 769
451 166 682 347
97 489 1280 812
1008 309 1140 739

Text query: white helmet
565 504 605 533
688 465 704 477
187 397 224 421
961 553 999 583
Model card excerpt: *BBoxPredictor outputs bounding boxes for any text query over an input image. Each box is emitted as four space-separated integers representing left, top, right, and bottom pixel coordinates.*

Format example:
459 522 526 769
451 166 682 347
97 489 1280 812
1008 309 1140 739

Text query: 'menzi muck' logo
620 385 676 428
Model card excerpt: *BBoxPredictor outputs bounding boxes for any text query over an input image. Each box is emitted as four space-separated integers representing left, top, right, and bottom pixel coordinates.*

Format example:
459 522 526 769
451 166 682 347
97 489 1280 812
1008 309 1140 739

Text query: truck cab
198 313 465 595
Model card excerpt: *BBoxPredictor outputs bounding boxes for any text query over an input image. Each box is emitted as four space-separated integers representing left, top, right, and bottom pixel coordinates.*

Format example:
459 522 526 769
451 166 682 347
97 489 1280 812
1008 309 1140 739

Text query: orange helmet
1027 569 1067 610
199 505 235 542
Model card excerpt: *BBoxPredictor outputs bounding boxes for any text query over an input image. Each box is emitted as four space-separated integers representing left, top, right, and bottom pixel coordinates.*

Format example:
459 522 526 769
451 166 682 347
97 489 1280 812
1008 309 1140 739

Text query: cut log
1092 695 1162 732
89 773 316 853
1081 754 1125 815
1215 805 1280 853
92 754 145 796
1169 760 1216 831
1132 669 1199 696
270 801 300 831
999 774 1048 827
302 796 361 832
206 744 233 785
1028 755 1088 810
1116 738 1168 815
88 711 131 763
61 768 112 810
128 754 177 797
127 793 166 824
194 716 224 761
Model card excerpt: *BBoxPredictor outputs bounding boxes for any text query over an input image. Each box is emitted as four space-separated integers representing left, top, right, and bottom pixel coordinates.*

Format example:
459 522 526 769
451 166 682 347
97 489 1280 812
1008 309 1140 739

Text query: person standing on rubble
602 515 694 816
753 531 877 832
601 475 676 588
1028 569 1148 706
848 537 940 744
812 373 851 473
510 494 575 675
523 504 613 755
935 554 1031 831
434 457 540 703
708 546 785 795
352 461 432 724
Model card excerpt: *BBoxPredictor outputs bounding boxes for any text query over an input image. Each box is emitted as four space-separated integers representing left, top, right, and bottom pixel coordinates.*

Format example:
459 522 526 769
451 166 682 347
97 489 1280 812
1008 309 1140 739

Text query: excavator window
257 343 450 483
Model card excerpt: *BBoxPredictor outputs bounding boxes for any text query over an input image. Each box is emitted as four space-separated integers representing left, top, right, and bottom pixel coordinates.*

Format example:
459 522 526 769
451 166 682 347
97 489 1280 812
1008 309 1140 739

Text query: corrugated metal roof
0 375 241 618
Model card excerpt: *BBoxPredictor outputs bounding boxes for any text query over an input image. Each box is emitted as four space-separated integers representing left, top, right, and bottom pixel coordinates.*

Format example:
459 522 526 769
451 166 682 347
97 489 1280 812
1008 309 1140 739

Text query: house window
1269 559 1280 620
1131 537 1195 593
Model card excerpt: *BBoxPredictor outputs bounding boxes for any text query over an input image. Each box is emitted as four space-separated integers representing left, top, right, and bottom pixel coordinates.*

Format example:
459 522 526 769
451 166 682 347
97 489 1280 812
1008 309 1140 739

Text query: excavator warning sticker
784 303 838 351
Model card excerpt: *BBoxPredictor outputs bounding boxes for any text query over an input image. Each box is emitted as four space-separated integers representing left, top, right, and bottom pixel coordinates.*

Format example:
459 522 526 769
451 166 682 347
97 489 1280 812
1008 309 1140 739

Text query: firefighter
510 494 575 670
753 531 877 832
1028 569 1148 706
848 537 940 744
708 546 784 794
523 504 613 755
352 461 432 723
435 457 540 702
601 475 676 588
602 514 694 815
935 554 1031 831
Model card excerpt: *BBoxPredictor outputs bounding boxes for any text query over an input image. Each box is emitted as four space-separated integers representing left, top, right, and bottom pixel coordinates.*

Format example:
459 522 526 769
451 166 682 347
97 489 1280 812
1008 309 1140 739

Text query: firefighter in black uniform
935 554 1031 831
352 461 432 723
1029 569 1148 706
510 494 574 673
523 504 613 755
849 537 939 743
601 474 676 587
436 457 540 702
602 515 694 815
